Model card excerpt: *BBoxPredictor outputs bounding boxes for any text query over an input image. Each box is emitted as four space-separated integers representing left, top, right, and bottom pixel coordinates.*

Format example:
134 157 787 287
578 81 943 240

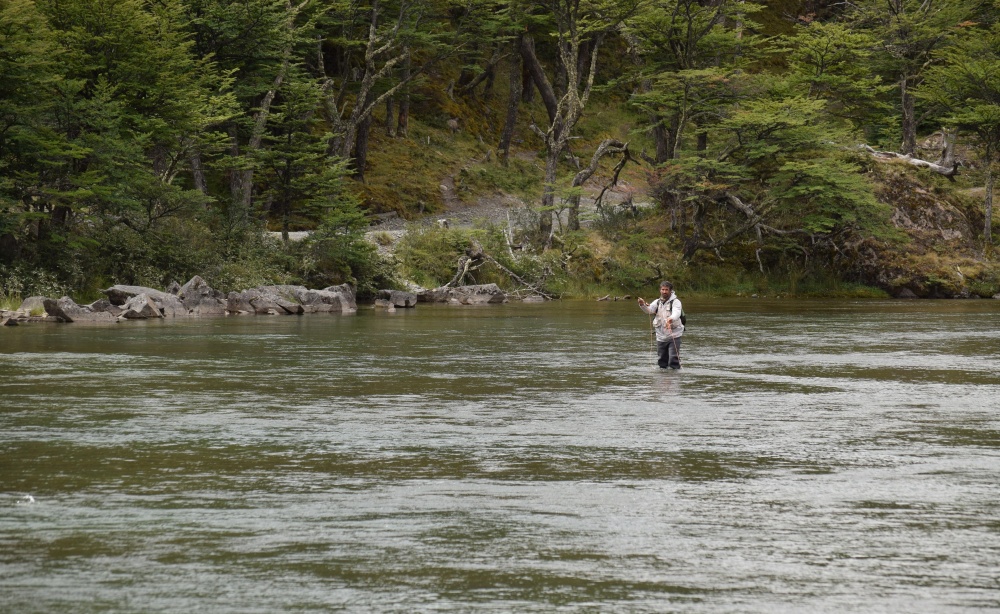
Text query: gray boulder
177 276 227 315
226 291 255 315
233 289 281 315
17 296 48 315
88 298 123 317
253 286 305 314
377 289 417 308
303 286 356 313
418 283 507 305
251 284 356 314
295 289 342 313
103 284 173 305
225 283 358 316
43 296 117 323
119 294 164 319
322 284 357 313
226 287 298 315
102 284 187 316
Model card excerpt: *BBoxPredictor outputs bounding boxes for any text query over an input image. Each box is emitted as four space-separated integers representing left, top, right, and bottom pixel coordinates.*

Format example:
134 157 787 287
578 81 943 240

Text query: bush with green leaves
292 218 391 297
395 226 474 288
0 263 70 307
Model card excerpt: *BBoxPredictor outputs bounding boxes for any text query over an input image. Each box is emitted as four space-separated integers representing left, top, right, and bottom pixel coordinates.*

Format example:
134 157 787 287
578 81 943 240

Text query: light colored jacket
640 293 684 341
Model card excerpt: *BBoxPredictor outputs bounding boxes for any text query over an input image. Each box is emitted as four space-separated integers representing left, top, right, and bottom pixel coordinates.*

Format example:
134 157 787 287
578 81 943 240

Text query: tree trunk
397 55 411 136
385 97 395 137
499 40 522 166
457 66 476 89
861 145 959 180
576 40 590 87
354 91 375 182
227 123 251 226
900 81 917 155
482 62 495 100
986 161 995 250
566 139 627 231
228 52 289 225
520 35 558 124
280 196 289 242
652 120 670 164
936 128 956 167
189 150 208 197
521 60 535 103
668 112 684 160
540 151 558 237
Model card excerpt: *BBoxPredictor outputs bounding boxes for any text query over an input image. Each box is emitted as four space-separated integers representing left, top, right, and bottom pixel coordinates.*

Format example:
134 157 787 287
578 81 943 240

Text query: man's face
660 285 671 299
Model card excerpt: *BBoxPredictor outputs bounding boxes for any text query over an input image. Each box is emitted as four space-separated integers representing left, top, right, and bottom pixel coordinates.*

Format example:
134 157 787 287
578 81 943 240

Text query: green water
2 299 999 612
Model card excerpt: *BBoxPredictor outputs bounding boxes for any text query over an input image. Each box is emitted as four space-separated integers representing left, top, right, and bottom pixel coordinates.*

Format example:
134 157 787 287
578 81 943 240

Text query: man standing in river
638 281 684 369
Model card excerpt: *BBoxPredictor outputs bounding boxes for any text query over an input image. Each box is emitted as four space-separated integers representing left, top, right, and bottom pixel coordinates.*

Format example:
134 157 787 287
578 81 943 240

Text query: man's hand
637 298 647 307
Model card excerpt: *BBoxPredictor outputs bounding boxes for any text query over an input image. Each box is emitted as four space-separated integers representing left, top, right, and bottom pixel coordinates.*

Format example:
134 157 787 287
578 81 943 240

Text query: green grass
0 295 21 311
456 156 544 201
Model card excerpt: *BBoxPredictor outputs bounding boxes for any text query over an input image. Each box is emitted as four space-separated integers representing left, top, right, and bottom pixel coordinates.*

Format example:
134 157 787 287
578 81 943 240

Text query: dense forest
2 0 999 303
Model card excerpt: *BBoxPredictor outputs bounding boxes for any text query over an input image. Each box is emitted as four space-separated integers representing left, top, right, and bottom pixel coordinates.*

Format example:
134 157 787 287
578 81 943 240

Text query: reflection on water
2 299 999 612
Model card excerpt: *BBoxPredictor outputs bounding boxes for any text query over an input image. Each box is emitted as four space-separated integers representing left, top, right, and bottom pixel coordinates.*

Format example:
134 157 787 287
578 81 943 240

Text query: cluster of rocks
418 283 508 305
1 276 356 325
374 284 509 310
0 279 518 326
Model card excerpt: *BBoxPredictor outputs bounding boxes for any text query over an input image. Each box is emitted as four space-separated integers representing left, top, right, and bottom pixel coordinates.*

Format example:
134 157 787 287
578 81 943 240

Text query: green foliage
290 201 387 295
458 157 543 201
848 0 981 150
769 156 888 237
257 71 356 234
0 262 70 302
650 84 893 265
783 20 891 128
200 229 291 294
394 225 473 288
919 18 1000 248
592 203 646 241
0 0 996 302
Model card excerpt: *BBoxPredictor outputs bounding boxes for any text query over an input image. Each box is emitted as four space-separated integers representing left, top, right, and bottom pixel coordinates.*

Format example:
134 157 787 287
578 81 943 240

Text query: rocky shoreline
1 277 517 326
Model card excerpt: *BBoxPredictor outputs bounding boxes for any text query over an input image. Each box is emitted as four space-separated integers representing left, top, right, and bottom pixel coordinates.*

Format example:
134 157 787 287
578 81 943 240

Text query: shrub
0 263 70 302
395 225 473 287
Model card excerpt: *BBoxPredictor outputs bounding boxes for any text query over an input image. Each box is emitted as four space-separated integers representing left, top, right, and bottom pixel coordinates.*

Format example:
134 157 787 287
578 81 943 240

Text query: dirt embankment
853 166 998 297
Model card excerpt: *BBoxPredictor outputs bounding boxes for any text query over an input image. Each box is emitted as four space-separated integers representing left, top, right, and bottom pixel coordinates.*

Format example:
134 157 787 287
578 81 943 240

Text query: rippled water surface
2 299 999 612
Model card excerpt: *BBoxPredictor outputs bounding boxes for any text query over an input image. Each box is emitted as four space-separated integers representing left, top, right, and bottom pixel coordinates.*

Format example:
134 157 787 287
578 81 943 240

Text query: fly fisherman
638 281 684 369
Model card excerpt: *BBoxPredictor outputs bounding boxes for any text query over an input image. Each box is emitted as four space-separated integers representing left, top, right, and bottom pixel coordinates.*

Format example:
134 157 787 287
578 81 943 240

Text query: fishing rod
647 309 656 368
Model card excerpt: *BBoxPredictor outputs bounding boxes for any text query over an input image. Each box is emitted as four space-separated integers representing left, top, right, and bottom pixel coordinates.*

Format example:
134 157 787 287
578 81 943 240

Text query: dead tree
860 144 960 181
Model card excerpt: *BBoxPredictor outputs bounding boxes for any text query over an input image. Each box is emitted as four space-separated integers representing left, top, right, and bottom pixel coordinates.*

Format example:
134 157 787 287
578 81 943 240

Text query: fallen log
860 144 960 181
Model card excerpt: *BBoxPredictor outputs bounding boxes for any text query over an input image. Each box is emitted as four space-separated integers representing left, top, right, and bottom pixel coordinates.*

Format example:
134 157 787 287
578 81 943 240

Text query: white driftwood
860 144 959 181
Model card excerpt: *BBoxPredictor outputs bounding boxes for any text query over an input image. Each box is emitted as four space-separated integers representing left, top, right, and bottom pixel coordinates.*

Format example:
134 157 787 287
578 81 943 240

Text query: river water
2 298 999 613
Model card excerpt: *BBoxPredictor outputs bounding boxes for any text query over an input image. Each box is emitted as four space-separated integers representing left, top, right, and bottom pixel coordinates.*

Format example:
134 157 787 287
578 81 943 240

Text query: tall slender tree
256 70 355 241
22 0 235 284
921 18 1000 251
851 0 980 154
184 0 302 233
0 0 65 263
626 0 761 164
520 0 644 238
